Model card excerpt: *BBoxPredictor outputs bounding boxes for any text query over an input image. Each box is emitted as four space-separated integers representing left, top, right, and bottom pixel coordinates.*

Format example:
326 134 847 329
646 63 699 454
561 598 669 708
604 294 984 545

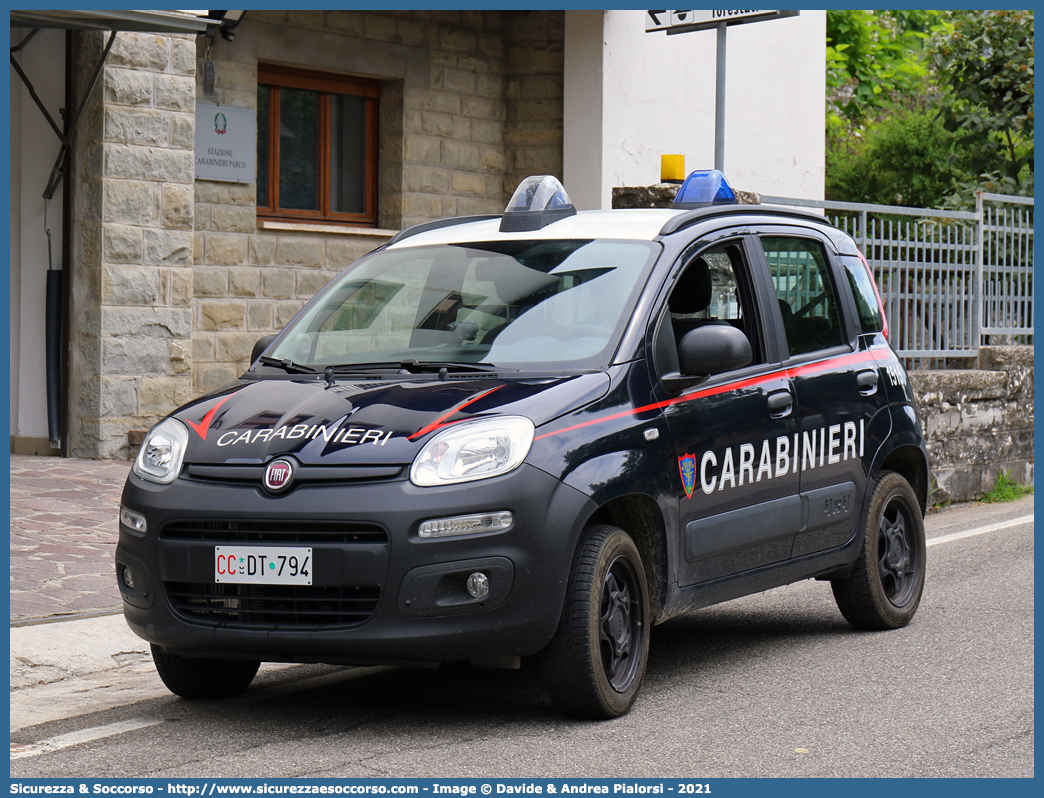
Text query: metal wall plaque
194 103 256 183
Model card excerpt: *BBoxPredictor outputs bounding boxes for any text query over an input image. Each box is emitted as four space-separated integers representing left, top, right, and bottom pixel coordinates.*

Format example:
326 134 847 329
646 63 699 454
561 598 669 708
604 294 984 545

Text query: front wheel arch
586 493 668 621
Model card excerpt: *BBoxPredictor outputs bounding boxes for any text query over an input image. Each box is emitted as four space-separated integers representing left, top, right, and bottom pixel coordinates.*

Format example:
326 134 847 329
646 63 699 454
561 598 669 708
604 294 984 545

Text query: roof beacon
500 175 577 232
671 169 738 209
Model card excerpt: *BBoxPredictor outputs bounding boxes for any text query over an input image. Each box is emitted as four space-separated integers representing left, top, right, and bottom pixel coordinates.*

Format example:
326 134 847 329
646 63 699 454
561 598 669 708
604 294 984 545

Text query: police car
117 171 929 718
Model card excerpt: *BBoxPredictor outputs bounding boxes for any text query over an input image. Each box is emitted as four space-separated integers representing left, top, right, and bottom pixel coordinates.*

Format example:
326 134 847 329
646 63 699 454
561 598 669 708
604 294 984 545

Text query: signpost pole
714 21 726 172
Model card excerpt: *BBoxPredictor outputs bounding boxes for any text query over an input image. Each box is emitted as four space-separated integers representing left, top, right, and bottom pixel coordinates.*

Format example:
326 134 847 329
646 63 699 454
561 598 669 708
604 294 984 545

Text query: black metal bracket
10 28 118 199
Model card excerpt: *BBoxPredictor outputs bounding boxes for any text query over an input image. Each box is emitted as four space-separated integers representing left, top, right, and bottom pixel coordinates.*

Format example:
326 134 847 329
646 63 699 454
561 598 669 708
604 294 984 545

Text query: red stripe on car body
534 350 878 442
185 391 239 441
408 385 504 440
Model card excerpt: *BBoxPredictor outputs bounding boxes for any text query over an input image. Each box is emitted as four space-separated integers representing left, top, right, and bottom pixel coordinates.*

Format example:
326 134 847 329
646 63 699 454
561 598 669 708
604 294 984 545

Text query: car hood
172 373 610 465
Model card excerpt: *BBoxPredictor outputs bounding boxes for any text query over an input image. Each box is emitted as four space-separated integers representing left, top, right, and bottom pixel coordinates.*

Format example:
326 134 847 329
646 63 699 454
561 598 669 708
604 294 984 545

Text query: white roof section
387 208 685 249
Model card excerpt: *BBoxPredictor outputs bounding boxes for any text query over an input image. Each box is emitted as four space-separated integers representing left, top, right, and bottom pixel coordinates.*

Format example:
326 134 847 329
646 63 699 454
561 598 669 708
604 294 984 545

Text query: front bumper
117 464 595 665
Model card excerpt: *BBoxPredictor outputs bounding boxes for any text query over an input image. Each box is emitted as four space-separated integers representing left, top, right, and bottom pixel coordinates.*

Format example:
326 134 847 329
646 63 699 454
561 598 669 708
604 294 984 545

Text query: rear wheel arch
878 444 929 516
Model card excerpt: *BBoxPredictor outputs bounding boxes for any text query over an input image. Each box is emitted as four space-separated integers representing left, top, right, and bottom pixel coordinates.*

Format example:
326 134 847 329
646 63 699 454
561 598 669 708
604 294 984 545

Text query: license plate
215 546 312 585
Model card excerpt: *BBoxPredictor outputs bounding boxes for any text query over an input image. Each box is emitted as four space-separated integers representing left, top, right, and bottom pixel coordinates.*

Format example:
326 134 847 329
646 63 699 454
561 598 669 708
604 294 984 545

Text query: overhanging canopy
10 9 212 34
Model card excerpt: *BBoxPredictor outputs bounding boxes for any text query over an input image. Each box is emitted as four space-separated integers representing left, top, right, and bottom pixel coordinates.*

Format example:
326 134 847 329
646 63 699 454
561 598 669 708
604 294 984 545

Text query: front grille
161 519 388 544
165 582 381 628
183 463 404 485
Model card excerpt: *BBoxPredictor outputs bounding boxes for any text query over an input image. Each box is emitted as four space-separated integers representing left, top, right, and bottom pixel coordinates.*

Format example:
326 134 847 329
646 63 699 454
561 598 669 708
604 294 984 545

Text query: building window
257 64 378 227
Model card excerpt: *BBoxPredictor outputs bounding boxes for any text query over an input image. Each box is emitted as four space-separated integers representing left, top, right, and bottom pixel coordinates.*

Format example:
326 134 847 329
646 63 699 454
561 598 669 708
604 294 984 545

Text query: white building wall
10 28 65 448
562 10 605 211
565 10 825 209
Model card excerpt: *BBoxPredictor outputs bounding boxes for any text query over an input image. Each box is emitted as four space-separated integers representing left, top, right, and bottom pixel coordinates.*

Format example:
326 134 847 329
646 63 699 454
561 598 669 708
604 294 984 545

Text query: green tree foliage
826 11 967 207
929 10 1034 200
826 98 966 208
827 10 948 124
826 10 1033 208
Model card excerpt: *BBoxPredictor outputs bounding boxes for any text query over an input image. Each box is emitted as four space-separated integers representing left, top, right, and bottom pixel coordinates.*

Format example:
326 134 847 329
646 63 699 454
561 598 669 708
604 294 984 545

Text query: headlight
132 418 189 484
410 416 535 486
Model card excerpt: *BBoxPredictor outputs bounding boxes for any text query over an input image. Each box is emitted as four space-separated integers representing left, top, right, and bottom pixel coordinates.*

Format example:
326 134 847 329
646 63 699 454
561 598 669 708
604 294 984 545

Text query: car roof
385 209 685 249
384 203 855 255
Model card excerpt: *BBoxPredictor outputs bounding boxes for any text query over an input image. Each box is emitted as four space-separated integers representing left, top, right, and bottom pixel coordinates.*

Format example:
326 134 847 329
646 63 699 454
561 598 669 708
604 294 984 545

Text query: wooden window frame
257 64 379 227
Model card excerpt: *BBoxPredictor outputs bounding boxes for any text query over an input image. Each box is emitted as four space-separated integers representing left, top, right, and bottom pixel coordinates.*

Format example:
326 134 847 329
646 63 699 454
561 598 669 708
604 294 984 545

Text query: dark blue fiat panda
117 172 929 718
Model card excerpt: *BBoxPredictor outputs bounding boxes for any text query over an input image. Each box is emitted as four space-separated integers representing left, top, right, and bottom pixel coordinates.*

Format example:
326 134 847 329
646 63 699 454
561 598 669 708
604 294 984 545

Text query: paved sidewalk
10 455 131 624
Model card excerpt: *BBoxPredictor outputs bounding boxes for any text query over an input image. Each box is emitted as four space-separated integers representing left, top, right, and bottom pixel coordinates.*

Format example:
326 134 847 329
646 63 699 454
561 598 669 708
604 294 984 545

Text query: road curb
10 614 151 691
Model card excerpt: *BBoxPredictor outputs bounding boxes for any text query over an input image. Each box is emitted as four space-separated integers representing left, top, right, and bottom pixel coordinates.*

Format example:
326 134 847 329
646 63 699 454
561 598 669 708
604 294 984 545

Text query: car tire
151 645 260 699
541 524 650 719
832 471 926 630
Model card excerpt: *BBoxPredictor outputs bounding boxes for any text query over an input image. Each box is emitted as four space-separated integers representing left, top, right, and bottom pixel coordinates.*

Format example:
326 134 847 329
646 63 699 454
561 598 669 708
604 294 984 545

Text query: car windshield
264 239 659 371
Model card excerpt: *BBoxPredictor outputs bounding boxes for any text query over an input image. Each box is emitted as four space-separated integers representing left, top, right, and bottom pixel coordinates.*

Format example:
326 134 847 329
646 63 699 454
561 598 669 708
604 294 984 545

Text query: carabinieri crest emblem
678 453 696 499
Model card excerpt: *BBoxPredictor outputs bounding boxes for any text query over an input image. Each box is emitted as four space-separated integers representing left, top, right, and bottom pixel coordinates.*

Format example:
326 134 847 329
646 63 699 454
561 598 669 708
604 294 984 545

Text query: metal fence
760 192 1033 366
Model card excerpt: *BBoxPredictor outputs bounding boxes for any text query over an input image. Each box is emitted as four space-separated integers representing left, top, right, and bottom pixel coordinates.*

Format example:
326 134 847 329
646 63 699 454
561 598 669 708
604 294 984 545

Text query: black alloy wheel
877 494 918 606
599 553 644 692
832 471 926 630
541 524 651 719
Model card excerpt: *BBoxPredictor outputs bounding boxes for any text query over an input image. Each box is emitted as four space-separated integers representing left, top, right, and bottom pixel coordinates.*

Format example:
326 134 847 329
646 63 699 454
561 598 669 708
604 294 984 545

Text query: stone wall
68 31 197 459
612 182 761 208
190 9 565 396
912 345 1034 504
504 13 564 195
191 184 384 394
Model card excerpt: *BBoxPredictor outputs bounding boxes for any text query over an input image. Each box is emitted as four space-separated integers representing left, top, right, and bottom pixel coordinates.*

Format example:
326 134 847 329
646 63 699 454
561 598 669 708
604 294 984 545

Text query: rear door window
761 237 845 358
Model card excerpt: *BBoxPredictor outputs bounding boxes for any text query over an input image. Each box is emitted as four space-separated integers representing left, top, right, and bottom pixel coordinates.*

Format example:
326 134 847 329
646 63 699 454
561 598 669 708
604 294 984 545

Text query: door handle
857 369 879 395
767 391 793 417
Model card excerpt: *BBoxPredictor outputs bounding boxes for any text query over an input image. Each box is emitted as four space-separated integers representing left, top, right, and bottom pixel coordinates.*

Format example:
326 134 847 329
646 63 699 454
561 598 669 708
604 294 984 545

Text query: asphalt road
10 497 1033 779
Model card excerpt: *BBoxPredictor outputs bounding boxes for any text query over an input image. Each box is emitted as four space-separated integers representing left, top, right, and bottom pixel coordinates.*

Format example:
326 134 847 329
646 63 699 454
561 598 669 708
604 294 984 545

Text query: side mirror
678 324 752 376
250 334 278 365
659 324 752 395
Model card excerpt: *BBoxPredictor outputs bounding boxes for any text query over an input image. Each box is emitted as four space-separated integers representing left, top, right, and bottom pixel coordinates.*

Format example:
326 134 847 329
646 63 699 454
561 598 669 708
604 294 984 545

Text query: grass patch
979 470 1034 503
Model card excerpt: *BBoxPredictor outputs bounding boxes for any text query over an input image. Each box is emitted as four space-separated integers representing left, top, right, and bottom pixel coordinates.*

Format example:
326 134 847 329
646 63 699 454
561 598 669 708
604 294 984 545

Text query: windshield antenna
325 366 335 387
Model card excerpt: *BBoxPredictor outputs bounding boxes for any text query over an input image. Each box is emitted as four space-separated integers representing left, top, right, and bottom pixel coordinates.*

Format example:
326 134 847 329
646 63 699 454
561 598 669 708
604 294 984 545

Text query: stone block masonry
191 179 383 393
68 30 197 459
911 346 1033 504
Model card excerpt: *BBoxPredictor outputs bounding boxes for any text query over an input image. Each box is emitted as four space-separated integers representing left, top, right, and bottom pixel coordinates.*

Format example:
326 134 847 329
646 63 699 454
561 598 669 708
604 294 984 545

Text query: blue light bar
671 170 737 209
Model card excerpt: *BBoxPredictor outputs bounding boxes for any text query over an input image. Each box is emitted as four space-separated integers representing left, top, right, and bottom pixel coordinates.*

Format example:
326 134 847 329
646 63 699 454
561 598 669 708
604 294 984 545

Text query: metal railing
760 192 1034 365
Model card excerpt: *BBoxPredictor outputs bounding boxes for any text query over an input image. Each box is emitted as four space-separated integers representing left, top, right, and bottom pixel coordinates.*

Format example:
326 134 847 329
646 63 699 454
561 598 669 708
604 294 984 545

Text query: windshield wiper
257 356 318 374
321 360 500 373
319 360 504 382
398 359 501 374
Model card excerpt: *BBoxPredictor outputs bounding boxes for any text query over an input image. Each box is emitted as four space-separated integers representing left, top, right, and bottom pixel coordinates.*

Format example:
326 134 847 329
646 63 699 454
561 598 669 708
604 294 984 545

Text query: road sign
645 10 798 34
644 10 801 172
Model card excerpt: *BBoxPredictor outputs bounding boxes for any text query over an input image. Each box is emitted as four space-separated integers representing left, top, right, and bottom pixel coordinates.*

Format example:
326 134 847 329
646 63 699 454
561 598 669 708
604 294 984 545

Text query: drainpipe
59 29 73 456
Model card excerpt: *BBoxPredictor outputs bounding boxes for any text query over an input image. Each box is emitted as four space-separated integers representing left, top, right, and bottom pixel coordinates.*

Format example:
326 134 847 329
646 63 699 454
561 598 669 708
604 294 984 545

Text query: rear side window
840 255 885 334
761 237 845 357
